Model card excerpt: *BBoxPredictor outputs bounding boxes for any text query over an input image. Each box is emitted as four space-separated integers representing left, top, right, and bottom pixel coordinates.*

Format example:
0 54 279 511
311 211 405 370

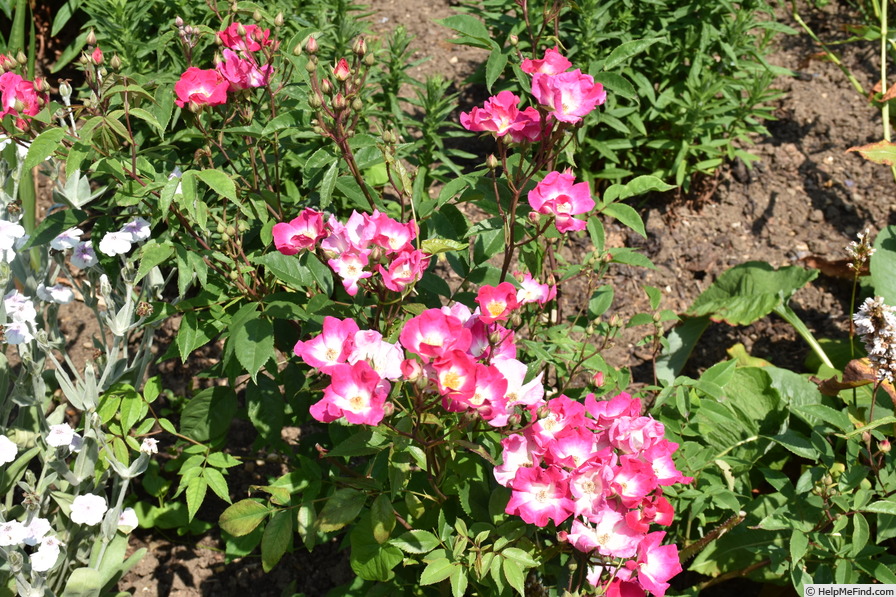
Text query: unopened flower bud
86 29 97 47
91 46 103 65
592 371 604 386
292 43 303 56
97 67 107 78
237 24 247 37
863 431 872 444
175 16 184 28
528 211 540 223
110 54 121 70
509 34 519 46
312 125 325 135
333 58 351 81
609 314 621 328
352 37 367 57
305 60 317 73
308 95 322 109
881 439 891 453
252 10 262 22
382 401 395 417
274 12 284 27
351 97 363 111
320 78 332 95
59 80 72 100
306 36 318 54
486 154 499 170
363 53 375 66
34 76 49 93
332 93 347 110
507 414 521 426
15 51 26 65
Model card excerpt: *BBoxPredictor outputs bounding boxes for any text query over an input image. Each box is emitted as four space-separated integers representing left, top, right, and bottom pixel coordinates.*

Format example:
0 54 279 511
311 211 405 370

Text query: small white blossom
4 290 36 324
70 494 107 526
50 227 83 251
46 423 75 448
71 241 97 269
37 283 75 305
0 434 17 465
140 437 159 455
0 220 25 262
30 535 62 572
120 217 151 242
4 322 33 344
22 518 51 547
118 507 138 532
0 520 26 546
98 231 132 256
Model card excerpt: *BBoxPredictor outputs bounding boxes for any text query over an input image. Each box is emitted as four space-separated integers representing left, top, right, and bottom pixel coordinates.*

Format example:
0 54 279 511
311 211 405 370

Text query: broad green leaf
420 557 454 585
24 127 65 170
231 315 274 381
371 494 396 544
179 386 237 445
485 48 508 92
302 252 334 296
602 37 664 71
687 262 817 325
297 503 317 550
850 513 869 557
319 161 338 207
317 488 365 532
871 226 896 305
261 510 293 572
391 530 440 554
195 169 237 201
255 251 311 289
135 241 174 283
847 140 896 166
350 514 403 581
502 557 526 596
204 467 231 503
422 238 467 255
603 175 675 202
790 529 808 564
862 499 896 516
185 475 208 521
22 208 87 250
219 499 271 537
438 15 494 48
592 71 637 100
61 568 103 597
601 202 645 237
449 565 468 597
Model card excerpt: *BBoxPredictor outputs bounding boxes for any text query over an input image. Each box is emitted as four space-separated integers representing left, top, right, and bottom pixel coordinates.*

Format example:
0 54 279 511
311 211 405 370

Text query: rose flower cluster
497 392 689 597
174 22 275 110
273 208 429 296
0 56 48 129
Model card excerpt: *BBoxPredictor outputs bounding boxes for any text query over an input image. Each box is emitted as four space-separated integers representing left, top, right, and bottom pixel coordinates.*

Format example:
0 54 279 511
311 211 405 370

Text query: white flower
22 518 51 546
37 283 74 305
0 520 25 546
118 507 138 532
30 535 62 572
70 494 107 525
46 423 75 448
0 220 25 254
4 290 36 324
0 434 17 465
120 217 151 242
139 438 159 455
98 231 132 256
50 227 83 251
4 322 33 344
71 241 97 269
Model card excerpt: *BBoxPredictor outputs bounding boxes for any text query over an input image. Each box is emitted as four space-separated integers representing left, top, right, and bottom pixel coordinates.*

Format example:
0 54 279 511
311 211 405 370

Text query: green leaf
592 71 637 100
603 175 675 202
319 161 338 207
317 488 365 532
422 238 467 255
24 127 65 170
350 514 403 581
61 568 103 597
127 107 163 134
871 226 896 305
391 530 440 554
502 557 526 596
502 547 538 567
847 140 896 166
195 169 237 202
231 314 274 381
219 499 271 537
420 557 454 585
204 467 231 504
602 37 664 70
371 494 396 544
135 241 174 283
261 510 293 572
687 262 817 325
790 529 808 564
179 386 237 445
449 565 468 597
601 202 645 237
255 251 310 289
769 429 818 459
486 48 508 92
850 513 869 557
862 499 896 516
185 475 207 521
297 503 317 550
302 252 334 296
438 15 494 48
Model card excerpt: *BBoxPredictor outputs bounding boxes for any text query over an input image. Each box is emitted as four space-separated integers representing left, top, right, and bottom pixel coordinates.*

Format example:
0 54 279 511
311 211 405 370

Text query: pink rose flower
272 208 326 255
527 170 595 233
0 72 46 128
174 67 229 109
521 46 572 75
476 282 520 324
216 49 272 91
531 69 606 123
310 361 389 426
217 23 273 53
460 90 543 143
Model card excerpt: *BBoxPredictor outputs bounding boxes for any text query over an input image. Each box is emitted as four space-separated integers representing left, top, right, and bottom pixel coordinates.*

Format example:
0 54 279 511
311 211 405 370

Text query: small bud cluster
304 36 374 139
847 228 876 271
853 296 896 382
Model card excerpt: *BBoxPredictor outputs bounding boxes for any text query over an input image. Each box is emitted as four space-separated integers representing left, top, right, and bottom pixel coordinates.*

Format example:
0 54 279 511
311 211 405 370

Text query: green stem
773 302 834 370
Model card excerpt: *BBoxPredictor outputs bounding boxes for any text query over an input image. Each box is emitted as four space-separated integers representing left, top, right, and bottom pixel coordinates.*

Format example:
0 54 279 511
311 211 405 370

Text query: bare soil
104 0 894 594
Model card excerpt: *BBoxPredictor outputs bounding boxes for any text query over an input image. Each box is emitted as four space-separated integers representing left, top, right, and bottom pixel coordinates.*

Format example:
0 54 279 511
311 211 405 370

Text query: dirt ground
107 0 895 595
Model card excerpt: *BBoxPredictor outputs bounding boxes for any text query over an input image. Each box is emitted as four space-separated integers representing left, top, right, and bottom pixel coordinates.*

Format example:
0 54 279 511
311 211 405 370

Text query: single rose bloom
174 67 229 108
531 69 606 123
